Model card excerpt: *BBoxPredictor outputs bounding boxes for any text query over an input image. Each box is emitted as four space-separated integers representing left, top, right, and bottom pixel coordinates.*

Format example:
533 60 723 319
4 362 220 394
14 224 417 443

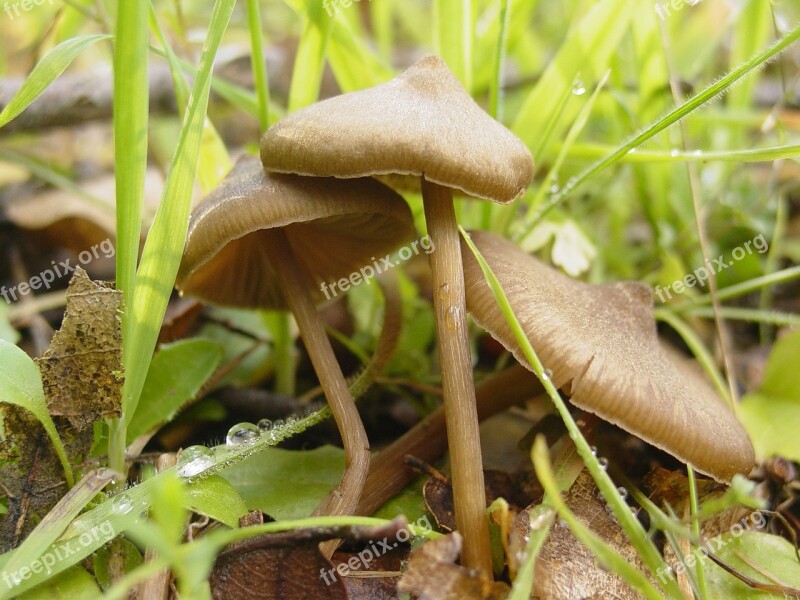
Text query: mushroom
3 169 164 253
461 230 755 482
260 55 534 576
176 156 416 520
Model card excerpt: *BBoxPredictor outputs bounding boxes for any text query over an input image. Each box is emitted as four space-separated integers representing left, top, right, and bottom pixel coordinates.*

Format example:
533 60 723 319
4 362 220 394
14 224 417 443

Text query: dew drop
177 445 214 478
598 457 609 470
590 445 598 456
272 419 285 429
617 486 628 500
558 518 568 529
670 149 680 157
257 418 273 431
226 422 260 447
112 494 133 515
572 80 586 96
549 183 560 194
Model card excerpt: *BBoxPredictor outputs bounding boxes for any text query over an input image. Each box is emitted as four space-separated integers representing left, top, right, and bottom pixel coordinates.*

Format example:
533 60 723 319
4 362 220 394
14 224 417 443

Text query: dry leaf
397 533 486 600
37 267 123 430
531 470 648 599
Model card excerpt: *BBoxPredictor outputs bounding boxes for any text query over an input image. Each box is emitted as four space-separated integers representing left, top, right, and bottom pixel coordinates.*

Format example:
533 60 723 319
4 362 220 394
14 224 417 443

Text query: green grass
0 0 798 597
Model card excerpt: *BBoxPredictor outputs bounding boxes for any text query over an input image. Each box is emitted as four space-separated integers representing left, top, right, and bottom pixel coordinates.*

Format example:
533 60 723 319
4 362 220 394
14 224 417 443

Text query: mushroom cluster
259 55 534 577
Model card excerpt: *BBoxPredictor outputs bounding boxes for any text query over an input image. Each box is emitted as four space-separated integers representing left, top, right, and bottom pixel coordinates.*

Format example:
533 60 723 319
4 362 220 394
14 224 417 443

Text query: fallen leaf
531 470 648 599
397 533 487 600
36 267 123 430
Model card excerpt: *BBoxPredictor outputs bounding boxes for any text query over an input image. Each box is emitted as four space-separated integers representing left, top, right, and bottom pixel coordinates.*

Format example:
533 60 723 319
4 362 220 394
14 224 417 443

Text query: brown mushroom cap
260 55 534 204
462 230 755 482
176 156 416 309
4 169 164 252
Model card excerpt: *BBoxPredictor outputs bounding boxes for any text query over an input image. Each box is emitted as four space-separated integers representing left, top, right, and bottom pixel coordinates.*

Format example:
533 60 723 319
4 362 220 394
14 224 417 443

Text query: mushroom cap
4 169 164 252
462 230 755 482
177 156 416 310
260 55 534 204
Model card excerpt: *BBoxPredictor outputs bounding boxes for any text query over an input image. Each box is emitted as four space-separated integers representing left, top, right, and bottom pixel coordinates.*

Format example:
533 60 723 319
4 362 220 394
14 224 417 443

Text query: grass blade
0 35 110 129
121 0 237 425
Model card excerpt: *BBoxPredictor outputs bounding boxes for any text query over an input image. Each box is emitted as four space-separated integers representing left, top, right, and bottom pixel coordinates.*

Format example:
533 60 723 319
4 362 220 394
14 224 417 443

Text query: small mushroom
260 55 534 576
461 230 755 482
176 156 416 521
3 169 164 252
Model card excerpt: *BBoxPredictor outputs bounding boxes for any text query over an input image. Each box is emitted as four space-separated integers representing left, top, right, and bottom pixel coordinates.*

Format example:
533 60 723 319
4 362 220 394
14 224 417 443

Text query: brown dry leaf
37 267 123 430
0 405 90 550
211 535 347 600
530 470 648 600
397 533 488 600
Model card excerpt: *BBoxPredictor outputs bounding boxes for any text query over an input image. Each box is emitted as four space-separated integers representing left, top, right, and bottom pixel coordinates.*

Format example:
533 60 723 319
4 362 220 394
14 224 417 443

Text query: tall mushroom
260 55 534 576
461 230 755 481
176 156 416 520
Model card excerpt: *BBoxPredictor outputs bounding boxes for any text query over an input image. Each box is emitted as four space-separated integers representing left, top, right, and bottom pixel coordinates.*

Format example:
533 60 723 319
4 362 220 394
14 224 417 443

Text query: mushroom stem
260 228 370 523
357 364 543 516
422 179 492 578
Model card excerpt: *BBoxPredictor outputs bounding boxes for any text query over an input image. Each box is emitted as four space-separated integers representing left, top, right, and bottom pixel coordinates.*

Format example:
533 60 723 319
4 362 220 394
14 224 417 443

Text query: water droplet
272 419 285 429
617 486 628 500
598 457 609 470
226 422 259 447
549 183 560 194
446 306 462 331
112 494 133 515
257 418 273 431
590 445 598 456
558 518 568 529
670 149 680 157
572 80 586 96
177 445 214 478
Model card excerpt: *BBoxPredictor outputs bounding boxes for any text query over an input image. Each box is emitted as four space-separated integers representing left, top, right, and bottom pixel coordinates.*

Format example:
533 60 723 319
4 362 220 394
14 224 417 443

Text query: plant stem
422 180 492 579
260 229 369 530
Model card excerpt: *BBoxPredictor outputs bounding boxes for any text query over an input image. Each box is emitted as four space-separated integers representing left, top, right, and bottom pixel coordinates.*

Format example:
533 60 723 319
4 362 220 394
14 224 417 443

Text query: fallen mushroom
260 55 534 577
176 156 416 522
461 230 755 482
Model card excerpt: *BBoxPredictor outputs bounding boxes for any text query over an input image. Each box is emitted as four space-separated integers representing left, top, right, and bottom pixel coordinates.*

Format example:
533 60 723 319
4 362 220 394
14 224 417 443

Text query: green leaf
0 35 111 129
740 329 800 461
0 340 72 486
222 446 344 520
93 539 143 590
185 475 248 528
0 303 18 344
287 0 334 111
434 0 473 91
17 567 101 600
702 531 800 598
128 339 224 442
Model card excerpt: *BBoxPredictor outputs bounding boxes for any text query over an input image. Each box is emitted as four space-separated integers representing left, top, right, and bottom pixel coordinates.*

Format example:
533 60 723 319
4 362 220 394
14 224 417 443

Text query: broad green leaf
0 35 110 129
93 539 143 590
17 567 101 600
128 339 224 442
0 340 72 486
222 446 343 520
185 475 248 528
740 329 800 461
702 531 800 598
0 304 18 344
